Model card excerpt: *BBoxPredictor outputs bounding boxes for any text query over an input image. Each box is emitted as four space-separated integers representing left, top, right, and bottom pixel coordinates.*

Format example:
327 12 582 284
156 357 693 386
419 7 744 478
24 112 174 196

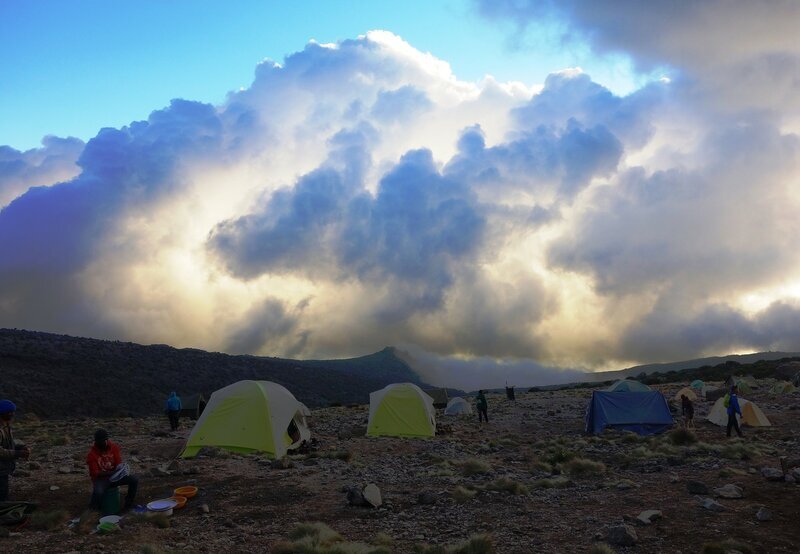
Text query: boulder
636 510 663 525
57 466 71 474
756 507 773 521
701 498 726 512
346 487 366 507
363 484 382 507
761 467 784 481
607 524 638 546
686 481 709 494
714 484 744 499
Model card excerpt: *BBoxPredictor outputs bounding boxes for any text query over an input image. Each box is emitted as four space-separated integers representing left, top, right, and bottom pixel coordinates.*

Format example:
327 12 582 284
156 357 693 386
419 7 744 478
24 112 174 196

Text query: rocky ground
2 382 800 553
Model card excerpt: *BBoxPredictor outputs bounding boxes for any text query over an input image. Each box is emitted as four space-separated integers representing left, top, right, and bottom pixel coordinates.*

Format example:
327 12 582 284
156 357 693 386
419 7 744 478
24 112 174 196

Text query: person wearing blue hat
0 399 31 501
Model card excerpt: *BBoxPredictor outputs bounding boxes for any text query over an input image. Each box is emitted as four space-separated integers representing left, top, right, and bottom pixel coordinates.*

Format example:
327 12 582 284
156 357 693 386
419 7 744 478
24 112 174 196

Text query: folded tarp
585 391 674 435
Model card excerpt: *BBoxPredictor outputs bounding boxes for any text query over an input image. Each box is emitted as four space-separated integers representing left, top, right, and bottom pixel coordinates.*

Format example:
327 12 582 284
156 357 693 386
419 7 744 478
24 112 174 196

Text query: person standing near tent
680 394 695 430
0 400 30 501
86 429 139 512
165 391 182 431
476 390 488 423
726 386 743 438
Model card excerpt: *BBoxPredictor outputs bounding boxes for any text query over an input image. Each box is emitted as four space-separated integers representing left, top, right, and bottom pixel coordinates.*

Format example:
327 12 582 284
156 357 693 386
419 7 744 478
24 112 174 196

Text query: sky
1 0 800 389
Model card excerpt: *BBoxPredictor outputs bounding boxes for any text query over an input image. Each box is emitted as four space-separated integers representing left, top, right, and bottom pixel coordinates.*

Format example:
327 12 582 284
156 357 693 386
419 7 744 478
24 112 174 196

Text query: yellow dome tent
673 387 698 403
181 380 310 459
367 383 436 438
707 397 771 427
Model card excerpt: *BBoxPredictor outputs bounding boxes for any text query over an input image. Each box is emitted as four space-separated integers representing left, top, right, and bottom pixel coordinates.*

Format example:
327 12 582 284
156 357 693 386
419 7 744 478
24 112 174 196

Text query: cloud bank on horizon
2 3 800 389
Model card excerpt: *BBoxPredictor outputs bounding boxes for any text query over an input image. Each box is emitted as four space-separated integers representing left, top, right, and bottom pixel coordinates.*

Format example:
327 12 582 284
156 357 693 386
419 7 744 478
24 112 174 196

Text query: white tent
444 397 473 415
707 397 771 427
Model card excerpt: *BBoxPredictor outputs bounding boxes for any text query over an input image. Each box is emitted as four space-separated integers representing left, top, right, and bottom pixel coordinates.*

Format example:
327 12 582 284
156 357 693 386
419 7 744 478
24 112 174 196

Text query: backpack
723 393 730 408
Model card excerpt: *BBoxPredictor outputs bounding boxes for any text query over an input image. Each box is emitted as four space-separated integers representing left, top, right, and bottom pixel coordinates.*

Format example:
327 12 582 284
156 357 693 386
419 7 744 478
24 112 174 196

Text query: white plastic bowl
99 515 121 525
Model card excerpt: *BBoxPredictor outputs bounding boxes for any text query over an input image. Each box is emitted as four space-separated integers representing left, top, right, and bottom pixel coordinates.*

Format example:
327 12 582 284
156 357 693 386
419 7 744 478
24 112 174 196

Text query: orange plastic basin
173 486 198 498
169 496 187 509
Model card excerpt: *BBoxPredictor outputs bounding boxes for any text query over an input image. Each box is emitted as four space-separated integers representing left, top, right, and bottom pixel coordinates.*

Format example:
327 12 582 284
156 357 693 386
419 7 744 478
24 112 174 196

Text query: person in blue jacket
726 385 743 438
165 392 182 431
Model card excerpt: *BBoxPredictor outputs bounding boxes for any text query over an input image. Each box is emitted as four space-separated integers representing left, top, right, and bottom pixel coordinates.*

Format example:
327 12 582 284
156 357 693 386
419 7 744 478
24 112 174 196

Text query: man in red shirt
86 429 138 512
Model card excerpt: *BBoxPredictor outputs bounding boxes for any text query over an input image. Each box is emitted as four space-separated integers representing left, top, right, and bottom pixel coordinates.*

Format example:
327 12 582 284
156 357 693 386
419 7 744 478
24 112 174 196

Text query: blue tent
585 391 674 435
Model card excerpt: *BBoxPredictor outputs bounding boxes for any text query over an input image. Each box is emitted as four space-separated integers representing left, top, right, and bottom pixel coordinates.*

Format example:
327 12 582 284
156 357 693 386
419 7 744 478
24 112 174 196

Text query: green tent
770 381 797 394
367 383 436 438
181 380 310 459
690 379 705 390
605 379 652 393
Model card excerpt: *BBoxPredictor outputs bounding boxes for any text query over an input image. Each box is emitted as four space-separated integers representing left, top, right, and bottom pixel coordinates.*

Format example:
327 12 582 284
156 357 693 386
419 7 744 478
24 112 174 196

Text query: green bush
413 534 494 554
452 486 478 503
563 457 606 477
461 459 491 476
589 544 616 554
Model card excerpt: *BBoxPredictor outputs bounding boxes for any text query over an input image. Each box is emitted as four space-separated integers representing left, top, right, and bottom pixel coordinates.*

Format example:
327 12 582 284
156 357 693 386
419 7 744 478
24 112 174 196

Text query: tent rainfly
179 393 207 420
181 380 310 459
585 391 673 435
707 397 771 427
605 379 652 393
769 381 797 394
444 397 473 416
367 383 436 438
673 387 698 403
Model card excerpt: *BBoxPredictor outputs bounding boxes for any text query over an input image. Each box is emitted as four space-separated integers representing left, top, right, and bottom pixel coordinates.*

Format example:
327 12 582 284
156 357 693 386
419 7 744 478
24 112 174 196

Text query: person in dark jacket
681 394 695 429
726 386 743 438
0 400 30 501
165 392 182 431
476 390 488 423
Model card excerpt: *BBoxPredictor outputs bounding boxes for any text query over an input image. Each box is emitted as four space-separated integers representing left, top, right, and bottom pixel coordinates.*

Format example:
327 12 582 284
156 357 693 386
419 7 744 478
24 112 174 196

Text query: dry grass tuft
413 534 494 554
29 509 70 531
589 543 616 554
452 485 478 503
669 428 698 445
461 459 492 476
701 539 754 554
563 457 606 477
485 477 529 495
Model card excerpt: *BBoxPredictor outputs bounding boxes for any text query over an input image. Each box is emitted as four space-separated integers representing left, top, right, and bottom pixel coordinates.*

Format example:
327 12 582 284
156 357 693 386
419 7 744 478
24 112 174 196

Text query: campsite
2 378 800 553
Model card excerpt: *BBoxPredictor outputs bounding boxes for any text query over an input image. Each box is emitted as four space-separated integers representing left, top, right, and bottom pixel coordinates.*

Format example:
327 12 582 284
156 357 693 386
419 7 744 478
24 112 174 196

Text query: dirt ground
3 381 800 553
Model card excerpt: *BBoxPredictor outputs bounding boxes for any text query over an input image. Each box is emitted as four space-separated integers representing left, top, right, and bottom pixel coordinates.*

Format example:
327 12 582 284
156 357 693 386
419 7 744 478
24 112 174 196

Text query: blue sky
1 1 799 388
0 0 645 150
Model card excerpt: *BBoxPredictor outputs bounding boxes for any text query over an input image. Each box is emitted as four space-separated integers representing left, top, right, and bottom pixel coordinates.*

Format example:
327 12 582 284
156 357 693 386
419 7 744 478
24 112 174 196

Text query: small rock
686 481 709 494
271 458 294 470
756 507 773 521
363 483 382 507
198 503 210 514
417 491 437 505
669 473 680 483
701 498 726 512
785 473 796 483
346 488 366 506
761 467 784 481
607 524 638 546
57 466 71 474
748 467 758 474
49 485 60 491
130 456 141 463
714 484 744 499
636 510 663 525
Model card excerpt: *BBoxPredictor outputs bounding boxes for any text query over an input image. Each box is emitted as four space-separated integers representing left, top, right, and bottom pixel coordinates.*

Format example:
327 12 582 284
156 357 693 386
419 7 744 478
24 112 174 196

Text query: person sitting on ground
476 390 489 423
86 429 139 512
0 400 30 501
680 394 695 429
726 386 743 438
165 391 182 431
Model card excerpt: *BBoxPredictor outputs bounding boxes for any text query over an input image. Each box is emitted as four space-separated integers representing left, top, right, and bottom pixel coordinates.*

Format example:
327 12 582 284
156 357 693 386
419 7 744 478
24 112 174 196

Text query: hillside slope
0 329 426 418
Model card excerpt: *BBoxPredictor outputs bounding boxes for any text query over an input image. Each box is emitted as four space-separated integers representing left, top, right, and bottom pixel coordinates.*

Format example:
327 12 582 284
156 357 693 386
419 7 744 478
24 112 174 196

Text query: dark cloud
225 298 305 355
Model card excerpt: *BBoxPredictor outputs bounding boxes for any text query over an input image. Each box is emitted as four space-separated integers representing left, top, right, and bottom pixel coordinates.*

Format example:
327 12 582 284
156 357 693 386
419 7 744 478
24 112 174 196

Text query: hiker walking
477 390 489 423
681 394 695 430
0 400 30 501
86 429 139 512
165 391 182 431
726 386 743 438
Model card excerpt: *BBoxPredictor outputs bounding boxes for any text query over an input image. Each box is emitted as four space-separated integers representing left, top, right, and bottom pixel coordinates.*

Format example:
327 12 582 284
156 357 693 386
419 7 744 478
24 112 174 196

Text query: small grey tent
180 393 208 420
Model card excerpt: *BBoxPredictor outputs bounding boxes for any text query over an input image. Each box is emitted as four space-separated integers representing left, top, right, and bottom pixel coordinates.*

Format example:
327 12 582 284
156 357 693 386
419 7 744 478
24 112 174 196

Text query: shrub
589 544 616 554
413 534 494 554
669 428 698 446
288 522 342 544
719 467 747 478
461 459 491 476
452 486 478 503
321 450 353 462
563 457 606 477
532 477 572 489
485 477 528 495
544 447 575 466
140 546 165 554
29 509 70 531
371 533 394 546
702 539 754 554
